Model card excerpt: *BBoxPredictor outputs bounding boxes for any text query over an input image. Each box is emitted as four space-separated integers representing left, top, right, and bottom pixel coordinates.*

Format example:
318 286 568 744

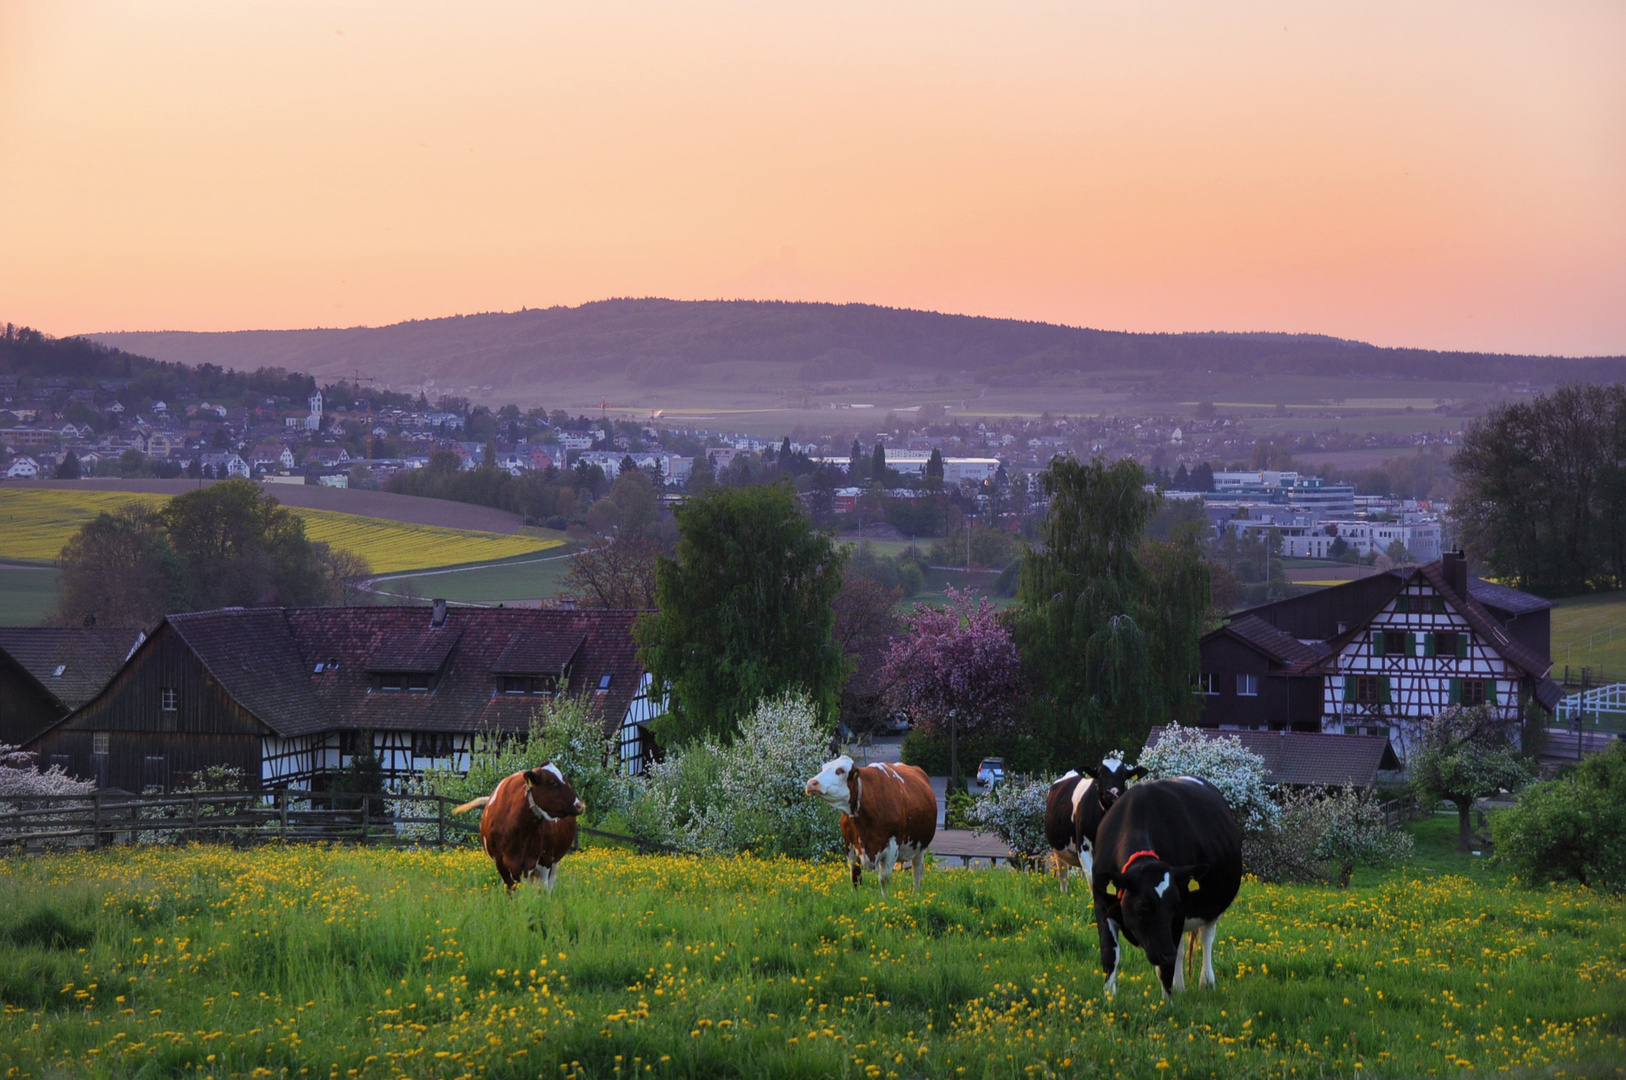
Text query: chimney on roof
1441 549 1468 598
431 598 447 628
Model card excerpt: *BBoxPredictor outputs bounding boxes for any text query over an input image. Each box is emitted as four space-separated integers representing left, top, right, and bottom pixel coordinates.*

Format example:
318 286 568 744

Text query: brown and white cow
1044 755 1148 893
805 756 937 896
453 763 585 892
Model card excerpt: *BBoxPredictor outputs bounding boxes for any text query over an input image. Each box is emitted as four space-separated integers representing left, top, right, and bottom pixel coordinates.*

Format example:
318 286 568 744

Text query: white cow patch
1176 775 1205 784
1102 755 1123 772
1058 769 1079 782
542 762 565 783
875 763 905 783
1155 872 1171 898
1070 778 1094 816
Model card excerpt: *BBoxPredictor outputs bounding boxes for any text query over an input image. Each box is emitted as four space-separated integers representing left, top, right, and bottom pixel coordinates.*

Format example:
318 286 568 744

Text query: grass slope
2 842 1621 1079
1551 590 1626 682
371 550 581 604
0 565 60 624
0 488 563 575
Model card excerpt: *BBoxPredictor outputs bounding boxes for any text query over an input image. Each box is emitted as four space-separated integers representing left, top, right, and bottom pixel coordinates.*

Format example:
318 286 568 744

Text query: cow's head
805 756 856 810
523 762 585 821
1103 855 1207 972
1091 754 1148 811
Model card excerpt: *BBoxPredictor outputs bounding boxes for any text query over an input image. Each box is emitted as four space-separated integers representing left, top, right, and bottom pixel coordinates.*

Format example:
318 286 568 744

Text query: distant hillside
85 299 1626 396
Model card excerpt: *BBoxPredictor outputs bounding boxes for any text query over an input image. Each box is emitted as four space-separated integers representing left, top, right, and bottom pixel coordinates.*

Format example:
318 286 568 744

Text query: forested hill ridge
85 299 1626 393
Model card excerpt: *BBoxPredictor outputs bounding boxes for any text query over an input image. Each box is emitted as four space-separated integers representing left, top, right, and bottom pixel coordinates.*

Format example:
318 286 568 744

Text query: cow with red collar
805 756 937 896
453 763 585 892
1045 754 1147 893
1092 775 1242 1001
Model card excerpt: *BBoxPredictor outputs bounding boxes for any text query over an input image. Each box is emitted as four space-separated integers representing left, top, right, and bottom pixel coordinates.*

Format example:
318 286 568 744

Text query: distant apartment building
574 451 694 486
1211 470 1356 516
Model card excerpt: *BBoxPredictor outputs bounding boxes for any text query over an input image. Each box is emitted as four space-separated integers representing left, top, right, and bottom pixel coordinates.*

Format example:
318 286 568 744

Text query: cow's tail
452 795 491 816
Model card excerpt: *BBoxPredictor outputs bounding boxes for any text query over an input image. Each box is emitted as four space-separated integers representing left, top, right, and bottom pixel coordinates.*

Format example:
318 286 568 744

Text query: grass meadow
0 489 563 577
369 550 582 605
1551 591 1626 683
2 838 1622 1080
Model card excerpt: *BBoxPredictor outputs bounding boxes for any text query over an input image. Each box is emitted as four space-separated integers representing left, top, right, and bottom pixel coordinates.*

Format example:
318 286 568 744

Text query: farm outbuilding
1141 727 1401 789
0 626 145 748
26 603 660 792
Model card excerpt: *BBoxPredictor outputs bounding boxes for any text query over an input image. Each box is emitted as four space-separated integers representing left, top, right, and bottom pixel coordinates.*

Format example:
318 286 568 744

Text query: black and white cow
1044 755 1147 893
1092 776 1242 1001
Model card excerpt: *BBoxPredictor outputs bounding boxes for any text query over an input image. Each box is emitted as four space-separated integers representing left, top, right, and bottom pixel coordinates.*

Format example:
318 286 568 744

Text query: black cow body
1092 776 1243 1000
1044 757 1146 893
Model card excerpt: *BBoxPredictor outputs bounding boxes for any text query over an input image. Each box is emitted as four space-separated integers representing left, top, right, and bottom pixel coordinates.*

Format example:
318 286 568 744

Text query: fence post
190 793 200 845
93 791 102 849
362 791 371 845
437 798 446 848
279 789 288 841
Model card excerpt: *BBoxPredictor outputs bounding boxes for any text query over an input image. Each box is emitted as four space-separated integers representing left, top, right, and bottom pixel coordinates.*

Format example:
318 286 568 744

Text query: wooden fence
0 790 674 855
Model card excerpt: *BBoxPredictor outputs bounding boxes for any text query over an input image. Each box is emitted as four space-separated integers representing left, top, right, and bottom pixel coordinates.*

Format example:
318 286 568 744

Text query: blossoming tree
881 587 1024 747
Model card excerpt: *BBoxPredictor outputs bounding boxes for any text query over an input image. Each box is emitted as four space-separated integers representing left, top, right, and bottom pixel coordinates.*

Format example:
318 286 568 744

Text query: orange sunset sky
2 1 1623 356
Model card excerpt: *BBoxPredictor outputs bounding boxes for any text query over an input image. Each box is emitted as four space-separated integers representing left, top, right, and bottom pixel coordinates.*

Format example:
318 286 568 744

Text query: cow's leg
1172 933 1188 994
542 864 558 893
1052 851 1069 893
1080 846 1094 892
912 851 926 892
1198 921 1219 990
847 846 862 889
1100 915 1122 998
876 838 899 897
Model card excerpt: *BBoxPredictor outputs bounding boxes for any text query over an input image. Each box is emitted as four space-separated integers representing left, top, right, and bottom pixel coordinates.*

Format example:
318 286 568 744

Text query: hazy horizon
4 1 1623 357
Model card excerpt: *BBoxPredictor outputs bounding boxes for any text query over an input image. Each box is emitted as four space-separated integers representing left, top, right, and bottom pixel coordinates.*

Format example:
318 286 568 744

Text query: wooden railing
0 790 670 855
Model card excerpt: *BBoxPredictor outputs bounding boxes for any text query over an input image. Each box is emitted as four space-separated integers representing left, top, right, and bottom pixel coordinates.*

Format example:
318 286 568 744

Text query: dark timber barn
27 603 657 792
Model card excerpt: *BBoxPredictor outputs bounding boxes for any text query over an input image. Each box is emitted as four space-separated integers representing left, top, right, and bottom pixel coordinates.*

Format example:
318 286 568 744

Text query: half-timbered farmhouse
1196 552 1559 756
26 602 660 792
0 626 145 749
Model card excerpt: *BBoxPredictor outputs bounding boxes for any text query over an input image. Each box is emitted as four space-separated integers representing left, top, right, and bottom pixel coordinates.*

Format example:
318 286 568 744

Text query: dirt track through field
29 478 526 533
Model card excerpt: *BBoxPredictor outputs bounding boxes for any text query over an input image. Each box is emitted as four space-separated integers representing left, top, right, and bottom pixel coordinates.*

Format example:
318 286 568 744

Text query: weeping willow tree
1013 457 1210 764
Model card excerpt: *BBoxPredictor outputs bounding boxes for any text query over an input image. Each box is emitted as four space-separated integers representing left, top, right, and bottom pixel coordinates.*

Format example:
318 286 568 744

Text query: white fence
1555 681 1626 730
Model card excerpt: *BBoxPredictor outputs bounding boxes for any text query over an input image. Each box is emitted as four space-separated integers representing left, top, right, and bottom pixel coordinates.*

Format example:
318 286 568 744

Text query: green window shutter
1396 596 1409 614
1344 675 1357 702
1456 633 1468 659
1486 679 1498 705
1433 595 1446 614
1372 630 1385 657
1378 676 1391 705
1424 632 1436 658
1449 678 1462 705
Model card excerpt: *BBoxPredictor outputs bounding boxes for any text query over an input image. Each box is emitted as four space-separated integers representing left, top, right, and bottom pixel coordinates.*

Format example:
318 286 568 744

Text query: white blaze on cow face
805 756 856 809
1155 872 1172 898
542 762 565 783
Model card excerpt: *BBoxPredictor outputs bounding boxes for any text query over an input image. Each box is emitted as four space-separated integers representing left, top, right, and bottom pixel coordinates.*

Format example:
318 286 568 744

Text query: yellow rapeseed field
1 844 1622 1079
0 488 560 574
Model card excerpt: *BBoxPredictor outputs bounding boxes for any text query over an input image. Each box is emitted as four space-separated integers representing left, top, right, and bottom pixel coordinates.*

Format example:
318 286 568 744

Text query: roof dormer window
52 664 65 678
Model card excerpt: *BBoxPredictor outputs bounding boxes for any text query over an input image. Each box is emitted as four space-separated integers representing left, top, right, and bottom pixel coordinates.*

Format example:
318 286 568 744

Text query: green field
370 550 582 605
0 488 566 576
0 565 59 624
1 836 1621 1080
1551 590 1626 683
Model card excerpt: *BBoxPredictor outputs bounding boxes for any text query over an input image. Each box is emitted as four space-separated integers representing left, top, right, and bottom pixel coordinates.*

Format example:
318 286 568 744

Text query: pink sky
2 1 1623 355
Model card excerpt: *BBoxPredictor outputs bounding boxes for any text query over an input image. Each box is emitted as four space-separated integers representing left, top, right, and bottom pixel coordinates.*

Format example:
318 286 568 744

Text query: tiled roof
366 628 462 673
492 632 586 677
1144 727 1401 787
1219 615 1326 668
166 609 328 738
1467 577 1552 615
283 606 645 738
0 626 145 711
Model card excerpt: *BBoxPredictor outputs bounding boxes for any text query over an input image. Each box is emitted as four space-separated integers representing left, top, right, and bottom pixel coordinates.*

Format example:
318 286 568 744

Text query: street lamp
948 708 959 794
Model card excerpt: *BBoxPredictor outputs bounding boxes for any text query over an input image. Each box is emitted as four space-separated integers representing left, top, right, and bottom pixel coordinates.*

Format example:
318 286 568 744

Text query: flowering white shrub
967 775 1051 862
1290 784 1414 885
1134 723 1279 834
0 744 95 802
629 692 844 860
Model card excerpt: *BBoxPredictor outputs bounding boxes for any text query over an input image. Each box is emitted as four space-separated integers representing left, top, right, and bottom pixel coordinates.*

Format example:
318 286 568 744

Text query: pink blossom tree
881 587 1025 741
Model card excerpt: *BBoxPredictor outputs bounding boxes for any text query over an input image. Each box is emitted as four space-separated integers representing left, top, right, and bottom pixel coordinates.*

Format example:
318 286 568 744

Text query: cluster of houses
0 552 1557 798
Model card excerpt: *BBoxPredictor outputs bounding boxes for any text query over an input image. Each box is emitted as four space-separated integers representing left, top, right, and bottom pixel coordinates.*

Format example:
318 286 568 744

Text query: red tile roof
0 626 145 711
128 606 647 739
1217 615 1326 669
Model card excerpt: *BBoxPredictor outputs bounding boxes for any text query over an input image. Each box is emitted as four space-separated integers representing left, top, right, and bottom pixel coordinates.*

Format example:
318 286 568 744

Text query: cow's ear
1126 765 1149 781
1174 864 1209 893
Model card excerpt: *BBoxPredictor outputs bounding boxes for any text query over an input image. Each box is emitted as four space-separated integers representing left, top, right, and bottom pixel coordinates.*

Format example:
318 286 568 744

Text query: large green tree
1011 456 1210 763
54 504 188 626
55 481 367 625
635 484 848 745
1451 383 1626 596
